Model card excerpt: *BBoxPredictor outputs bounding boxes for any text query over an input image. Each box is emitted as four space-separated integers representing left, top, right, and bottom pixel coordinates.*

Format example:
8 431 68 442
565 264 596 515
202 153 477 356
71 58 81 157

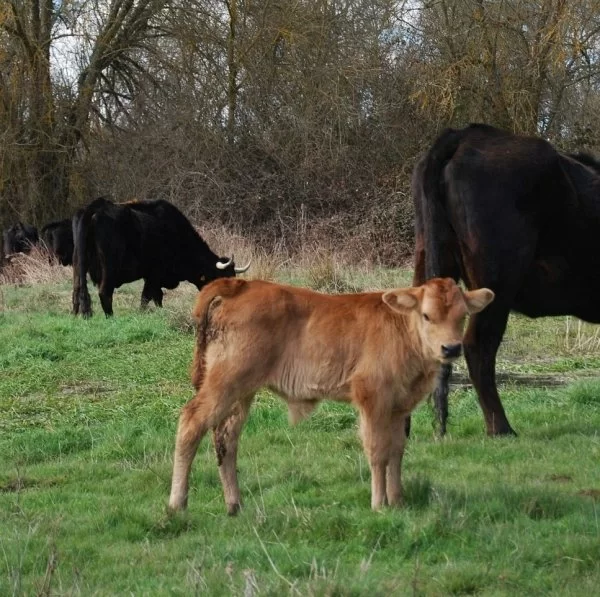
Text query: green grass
0 276 599 595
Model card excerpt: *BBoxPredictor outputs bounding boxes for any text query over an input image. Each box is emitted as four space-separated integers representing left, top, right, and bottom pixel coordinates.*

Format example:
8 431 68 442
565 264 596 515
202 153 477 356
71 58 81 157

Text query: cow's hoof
488 425 517 437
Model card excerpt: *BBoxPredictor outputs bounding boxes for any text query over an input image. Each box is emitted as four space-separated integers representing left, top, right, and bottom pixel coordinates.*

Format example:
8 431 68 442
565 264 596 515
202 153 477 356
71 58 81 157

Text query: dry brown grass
0 217 405 291
0 246 72 286
563 316 600 354
197 224 283 282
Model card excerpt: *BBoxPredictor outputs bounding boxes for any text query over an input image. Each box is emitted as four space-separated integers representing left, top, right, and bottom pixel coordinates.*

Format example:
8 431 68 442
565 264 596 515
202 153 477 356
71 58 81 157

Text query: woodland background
2 0 600 262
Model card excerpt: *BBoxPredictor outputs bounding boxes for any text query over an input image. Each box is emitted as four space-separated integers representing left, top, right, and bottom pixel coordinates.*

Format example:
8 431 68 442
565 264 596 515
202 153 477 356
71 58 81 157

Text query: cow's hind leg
464 302 516 436
98 279 115 317
386 410 408 507
72 264 81 315
169 375 240 511
212 395 254 515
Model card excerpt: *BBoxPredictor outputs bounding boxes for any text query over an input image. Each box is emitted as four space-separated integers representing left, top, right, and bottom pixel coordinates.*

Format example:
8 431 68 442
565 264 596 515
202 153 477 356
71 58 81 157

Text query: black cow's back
72 197 239 317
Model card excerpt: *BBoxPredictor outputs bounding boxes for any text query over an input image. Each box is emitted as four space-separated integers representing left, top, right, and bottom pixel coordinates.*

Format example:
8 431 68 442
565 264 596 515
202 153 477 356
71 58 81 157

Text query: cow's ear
464 288 495 314
383 288 420 314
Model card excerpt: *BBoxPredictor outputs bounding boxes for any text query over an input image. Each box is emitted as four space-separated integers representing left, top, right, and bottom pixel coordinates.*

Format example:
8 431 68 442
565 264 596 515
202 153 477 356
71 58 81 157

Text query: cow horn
216 256 233 270
234 260 251 274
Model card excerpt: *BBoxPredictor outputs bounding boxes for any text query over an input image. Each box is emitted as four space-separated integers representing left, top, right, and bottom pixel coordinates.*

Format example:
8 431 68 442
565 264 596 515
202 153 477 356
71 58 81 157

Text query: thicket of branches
2 0 600 262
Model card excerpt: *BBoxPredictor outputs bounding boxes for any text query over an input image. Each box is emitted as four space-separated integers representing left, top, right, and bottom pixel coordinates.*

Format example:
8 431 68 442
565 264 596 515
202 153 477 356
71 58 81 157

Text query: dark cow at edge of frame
412 123 600 436
41 219 74 266
72 197 250 317
3 222 39 256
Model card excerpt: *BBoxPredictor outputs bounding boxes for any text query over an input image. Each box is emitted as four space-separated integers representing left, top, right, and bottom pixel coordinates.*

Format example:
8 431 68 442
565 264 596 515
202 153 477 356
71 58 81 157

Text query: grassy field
1 262 599 595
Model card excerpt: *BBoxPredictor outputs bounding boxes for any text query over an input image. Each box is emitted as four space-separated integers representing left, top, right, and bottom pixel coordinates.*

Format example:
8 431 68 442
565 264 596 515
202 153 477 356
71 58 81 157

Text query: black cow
72 197 250 317
413 123 600 436
3 222 39 256
41 219 74 266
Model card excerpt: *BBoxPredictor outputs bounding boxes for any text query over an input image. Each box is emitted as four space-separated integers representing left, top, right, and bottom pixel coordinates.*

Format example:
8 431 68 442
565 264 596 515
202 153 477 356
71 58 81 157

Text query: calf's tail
415 127 467 435
190 278 247 390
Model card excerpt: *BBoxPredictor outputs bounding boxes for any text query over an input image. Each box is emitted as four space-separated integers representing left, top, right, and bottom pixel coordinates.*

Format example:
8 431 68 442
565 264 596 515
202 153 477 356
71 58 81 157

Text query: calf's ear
464 288 495 314
382 288 421 314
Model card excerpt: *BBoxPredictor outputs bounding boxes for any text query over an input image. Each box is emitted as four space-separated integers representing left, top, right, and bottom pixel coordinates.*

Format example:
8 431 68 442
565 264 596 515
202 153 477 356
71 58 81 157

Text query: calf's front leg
359 406 392 510
386 410 408 506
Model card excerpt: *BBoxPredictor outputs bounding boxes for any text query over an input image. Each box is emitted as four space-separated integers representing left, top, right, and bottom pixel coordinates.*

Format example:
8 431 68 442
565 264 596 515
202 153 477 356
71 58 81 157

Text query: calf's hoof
167 496 188 513
227 502 241 516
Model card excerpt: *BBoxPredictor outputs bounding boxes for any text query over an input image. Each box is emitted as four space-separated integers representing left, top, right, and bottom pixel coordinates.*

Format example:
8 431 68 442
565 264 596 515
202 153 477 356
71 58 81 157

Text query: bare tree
3 0 600 262
411 0 600 138
0 0 171 223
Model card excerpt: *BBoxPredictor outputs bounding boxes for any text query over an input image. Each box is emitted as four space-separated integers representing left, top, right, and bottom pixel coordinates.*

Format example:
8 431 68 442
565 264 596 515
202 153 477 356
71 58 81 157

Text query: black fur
41 218 74 266
413 124 600 436
72 197 239 317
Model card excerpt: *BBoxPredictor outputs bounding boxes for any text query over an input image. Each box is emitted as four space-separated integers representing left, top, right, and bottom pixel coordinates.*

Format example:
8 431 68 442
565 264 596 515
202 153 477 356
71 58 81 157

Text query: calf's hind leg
212 395 254 515
169 375 240 511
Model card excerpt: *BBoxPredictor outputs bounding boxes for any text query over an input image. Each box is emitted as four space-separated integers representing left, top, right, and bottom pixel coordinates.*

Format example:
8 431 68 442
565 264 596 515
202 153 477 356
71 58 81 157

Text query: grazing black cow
3 222 39 256
412 123 600 436
41 219 74 266
72 197 250 317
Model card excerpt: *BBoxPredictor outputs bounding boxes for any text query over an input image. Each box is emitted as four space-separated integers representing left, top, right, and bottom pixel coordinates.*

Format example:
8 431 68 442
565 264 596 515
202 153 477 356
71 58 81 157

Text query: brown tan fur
169 278 494 513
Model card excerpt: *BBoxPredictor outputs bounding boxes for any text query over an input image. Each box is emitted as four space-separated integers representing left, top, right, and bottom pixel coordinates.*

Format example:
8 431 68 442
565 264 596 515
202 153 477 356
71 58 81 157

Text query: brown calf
169 277 494 513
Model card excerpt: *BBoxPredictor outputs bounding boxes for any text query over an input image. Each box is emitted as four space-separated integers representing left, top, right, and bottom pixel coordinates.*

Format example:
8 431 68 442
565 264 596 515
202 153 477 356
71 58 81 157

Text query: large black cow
72 197 250 317
41 219 74 266
3 222 39 256
413 123 600 436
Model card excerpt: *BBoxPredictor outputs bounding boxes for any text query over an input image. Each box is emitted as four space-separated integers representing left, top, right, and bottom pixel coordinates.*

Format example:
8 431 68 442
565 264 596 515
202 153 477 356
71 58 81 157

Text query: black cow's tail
417 127 466 282
72 207 93 317
414 127 467 436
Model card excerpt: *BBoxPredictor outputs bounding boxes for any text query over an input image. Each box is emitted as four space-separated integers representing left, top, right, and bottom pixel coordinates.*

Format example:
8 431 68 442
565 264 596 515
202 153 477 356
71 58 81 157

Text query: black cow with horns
72 197 250 317
413 123 600 436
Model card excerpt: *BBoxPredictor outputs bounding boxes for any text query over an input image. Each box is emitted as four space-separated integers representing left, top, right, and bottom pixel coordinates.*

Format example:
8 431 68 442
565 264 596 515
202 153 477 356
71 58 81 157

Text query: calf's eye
423 313 430 322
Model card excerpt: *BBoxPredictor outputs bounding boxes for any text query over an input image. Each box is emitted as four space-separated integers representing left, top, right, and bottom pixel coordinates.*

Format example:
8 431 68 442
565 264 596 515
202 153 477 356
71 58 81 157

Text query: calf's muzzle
441 343 462 359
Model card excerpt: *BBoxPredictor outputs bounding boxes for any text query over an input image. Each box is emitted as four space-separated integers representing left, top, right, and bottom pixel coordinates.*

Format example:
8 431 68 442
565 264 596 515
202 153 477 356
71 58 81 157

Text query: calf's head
383 278 494 363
